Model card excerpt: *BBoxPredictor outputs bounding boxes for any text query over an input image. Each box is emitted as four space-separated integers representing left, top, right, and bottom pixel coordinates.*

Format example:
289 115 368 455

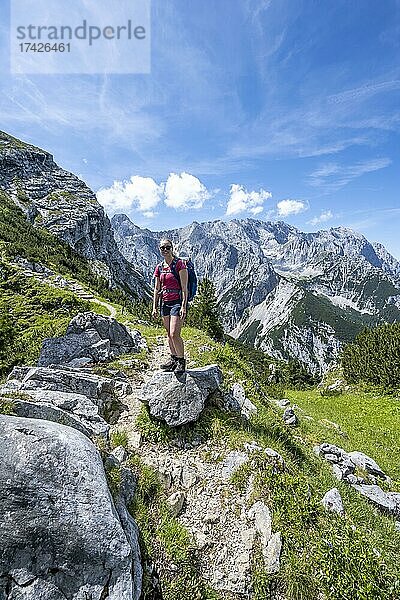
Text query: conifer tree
187 277 224 341
342 322 400 389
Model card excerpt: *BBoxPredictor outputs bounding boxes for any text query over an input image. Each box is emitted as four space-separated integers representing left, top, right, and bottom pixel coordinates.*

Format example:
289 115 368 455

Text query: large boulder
38 312 146 367
1 389 109 440
0 415 142 599
140 365 223 426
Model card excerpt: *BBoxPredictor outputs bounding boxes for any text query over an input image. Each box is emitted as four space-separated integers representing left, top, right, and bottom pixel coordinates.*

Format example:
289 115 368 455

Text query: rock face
139 365 223 426
0 130 149 300
38 312 147 367
112 213 400 374
0 364 132 437
0 415 141 600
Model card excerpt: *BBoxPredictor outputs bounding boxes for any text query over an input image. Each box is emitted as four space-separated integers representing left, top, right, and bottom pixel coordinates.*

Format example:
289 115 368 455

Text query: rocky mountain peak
0 131 149 300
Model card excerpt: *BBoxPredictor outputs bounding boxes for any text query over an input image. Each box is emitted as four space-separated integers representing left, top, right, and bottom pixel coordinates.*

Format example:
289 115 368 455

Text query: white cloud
226 184 272 216
164 172 211 210
309 158 391 192
276 199 306 217
309 210 333 225
97 176 164 214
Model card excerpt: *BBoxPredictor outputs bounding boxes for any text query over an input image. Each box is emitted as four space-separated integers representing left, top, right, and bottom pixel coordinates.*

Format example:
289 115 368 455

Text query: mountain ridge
112 212 400 373
0 130 149 301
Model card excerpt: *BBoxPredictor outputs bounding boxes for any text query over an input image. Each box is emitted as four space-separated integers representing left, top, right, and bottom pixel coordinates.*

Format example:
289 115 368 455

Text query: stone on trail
321 487 345 515
139 364 223 427
0 415 141 600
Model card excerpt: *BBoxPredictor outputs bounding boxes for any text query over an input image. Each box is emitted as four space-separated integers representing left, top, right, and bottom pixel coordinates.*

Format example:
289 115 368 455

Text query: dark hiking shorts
161 301 182 317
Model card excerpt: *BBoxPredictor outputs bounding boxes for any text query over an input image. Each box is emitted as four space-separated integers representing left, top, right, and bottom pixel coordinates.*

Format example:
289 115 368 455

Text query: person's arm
179 268 188 319
152 275 161 318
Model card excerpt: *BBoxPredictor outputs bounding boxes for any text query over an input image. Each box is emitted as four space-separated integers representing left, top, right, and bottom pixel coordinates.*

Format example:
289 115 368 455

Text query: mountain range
1 129 400 374
112 215 400 373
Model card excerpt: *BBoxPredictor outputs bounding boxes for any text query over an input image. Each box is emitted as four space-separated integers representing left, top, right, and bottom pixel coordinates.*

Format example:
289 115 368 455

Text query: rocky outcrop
38 312 147 367
139 365 223 426
0 363 133 436
0 415 141 600
0 130 149 300
315 443 399 518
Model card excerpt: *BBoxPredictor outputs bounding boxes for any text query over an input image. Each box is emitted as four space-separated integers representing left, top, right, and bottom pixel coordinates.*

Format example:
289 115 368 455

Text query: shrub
342 323 400 390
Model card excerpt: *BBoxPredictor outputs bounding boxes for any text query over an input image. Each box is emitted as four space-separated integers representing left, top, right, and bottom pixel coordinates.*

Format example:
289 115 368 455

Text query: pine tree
187 277 224 341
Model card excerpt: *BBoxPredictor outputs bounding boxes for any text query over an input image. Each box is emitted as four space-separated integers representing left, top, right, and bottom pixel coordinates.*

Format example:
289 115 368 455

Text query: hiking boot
160 354 178 371
174 357 186 375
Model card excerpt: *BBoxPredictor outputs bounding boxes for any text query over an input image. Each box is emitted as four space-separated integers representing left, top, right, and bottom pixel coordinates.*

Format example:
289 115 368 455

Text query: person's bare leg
169 316 184 357
162 315 178 355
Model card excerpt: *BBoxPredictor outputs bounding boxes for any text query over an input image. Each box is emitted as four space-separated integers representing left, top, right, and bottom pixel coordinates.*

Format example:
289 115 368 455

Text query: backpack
157 256 197 302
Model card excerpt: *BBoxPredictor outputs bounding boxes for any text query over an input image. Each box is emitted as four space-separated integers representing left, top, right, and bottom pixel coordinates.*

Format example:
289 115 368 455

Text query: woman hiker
152 238 188 375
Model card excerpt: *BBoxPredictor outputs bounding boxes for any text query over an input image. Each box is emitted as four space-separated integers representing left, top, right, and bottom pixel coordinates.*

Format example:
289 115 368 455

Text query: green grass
110 429 129 449
288 388 400 482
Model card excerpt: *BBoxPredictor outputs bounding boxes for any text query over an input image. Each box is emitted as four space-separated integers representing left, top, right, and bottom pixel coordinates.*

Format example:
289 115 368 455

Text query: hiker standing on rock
152 238 188 375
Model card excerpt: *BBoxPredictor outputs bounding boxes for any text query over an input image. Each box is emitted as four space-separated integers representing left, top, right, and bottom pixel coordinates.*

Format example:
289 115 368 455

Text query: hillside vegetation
1 193 399 599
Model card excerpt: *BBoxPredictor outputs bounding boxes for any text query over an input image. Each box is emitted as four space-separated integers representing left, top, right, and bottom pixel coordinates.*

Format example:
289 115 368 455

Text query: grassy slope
289 389 400 482
1 275 399 598
0 197 399 597
121 323 399 600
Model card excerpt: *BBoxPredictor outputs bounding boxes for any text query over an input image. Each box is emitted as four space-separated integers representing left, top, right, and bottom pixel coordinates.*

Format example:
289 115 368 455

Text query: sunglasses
160 245 172 251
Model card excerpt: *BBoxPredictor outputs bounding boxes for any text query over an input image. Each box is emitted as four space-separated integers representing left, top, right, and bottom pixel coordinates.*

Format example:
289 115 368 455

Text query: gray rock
230 383 257 419
248 501 272 546
332 464 345 481
166 491 186 517
221 451 248 480
140 365 223 427
3 365 131 415
395 522 400 532
264 531 282 574
38 312 145 367
264 448 285 465
0 415 141 599
386 492 400 516
283 407 298 426
324 453 340 463
319 443 344 456
7 390 109 440
347 451 386 479
112 445 128 463
321 488 345 515
352 484 398 515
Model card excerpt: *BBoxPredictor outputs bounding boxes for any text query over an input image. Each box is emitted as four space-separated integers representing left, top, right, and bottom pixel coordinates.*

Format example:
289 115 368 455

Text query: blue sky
1 0 399 257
